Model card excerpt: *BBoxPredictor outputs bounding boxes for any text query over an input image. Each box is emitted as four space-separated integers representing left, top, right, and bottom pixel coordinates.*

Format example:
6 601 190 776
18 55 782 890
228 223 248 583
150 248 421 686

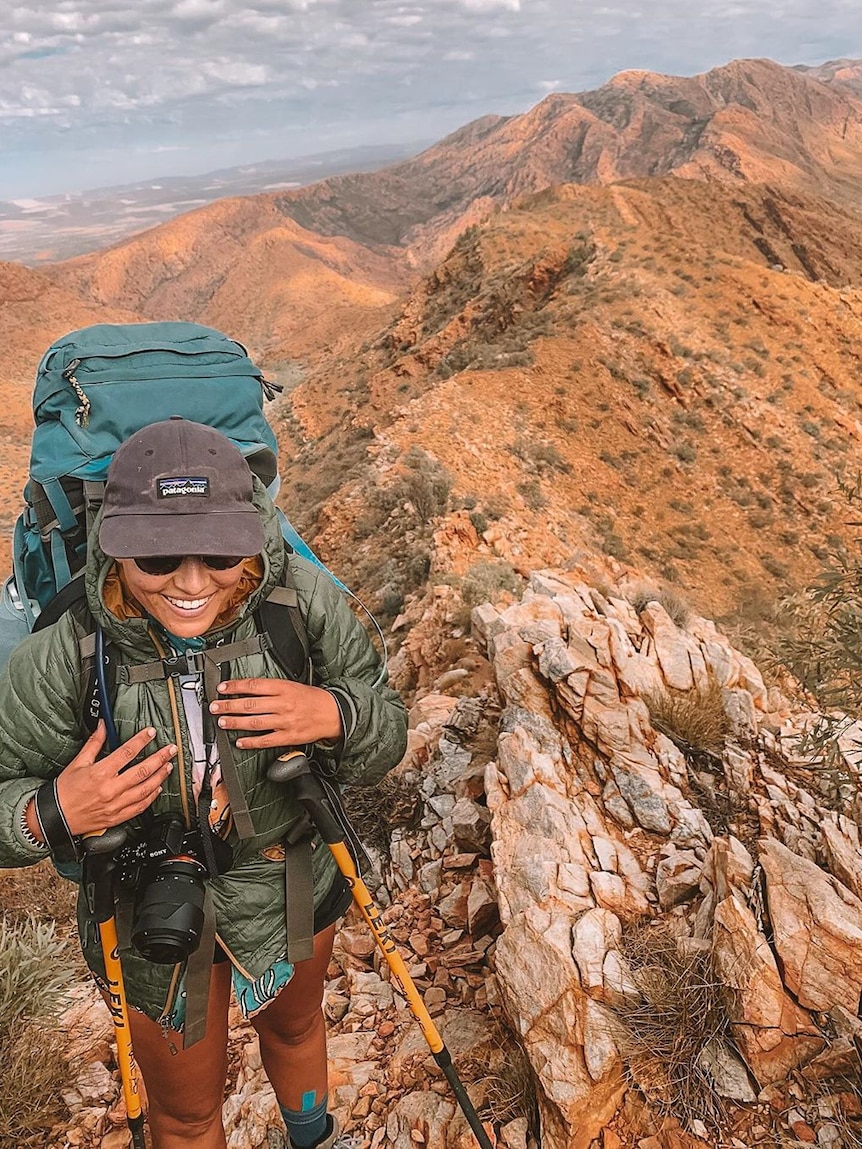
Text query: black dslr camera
117 815 207 965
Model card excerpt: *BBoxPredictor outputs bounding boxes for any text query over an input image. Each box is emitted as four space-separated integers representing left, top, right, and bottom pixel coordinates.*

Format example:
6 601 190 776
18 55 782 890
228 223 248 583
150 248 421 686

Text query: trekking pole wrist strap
34 778 83 864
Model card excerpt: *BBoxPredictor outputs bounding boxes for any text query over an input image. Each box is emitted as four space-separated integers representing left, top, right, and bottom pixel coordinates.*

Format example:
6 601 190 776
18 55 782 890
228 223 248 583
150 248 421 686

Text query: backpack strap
83 480 105 539
255 584 312 683
31 572 87 632
284 830 315 964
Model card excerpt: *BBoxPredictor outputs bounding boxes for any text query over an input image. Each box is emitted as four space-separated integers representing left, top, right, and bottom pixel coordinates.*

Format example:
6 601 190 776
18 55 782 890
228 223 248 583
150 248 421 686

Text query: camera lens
131 856 207 964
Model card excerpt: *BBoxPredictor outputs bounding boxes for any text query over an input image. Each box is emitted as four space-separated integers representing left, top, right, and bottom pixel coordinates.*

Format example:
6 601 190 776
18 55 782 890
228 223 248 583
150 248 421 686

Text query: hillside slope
47 196 412 368
272 175 862 636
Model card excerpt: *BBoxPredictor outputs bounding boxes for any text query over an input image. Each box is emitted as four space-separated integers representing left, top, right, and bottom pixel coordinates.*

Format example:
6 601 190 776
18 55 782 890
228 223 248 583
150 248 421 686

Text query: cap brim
99 511 265 560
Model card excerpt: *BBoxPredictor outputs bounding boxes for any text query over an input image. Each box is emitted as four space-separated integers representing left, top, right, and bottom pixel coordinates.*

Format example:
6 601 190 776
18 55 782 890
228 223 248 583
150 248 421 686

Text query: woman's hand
53 723 176 837
210 678 343 750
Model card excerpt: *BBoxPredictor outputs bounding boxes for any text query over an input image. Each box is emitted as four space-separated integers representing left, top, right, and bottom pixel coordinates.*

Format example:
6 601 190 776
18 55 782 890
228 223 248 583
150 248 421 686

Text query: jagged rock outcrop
476 570 862 1148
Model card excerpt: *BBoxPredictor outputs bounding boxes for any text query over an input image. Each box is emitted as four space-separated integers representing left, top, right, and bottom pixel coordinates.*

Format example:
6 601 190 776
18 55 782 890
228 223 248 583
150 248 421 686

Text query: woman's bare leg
250 924 335 1112
126 962 232 1148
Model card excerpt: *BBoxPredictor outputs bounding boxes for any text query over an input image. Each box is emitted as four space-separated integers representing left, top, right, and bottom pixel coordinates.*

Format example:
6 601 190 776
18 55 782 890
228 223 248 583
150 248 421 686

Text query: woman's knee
148 1093 225 1136
254 1001 323 1047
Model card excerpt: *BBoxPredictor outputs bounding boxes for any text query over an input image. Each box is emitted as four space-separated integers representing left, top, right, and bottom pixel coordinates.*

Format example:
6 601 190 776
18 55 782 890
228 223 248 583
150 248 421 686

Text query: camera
118 815 207 965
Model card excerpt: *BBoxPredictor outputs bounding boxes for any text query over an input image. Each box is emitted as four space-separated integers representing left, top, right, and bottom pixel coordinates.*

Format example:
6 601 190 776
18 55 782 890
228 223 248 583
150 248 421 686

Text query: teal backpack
0 321 361 668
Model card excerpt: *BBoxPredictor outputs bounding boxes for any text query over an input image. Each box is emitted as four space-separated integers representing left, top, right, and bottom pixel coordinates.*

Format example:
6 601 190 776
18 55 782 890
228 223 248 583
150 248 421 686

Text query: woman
0 417 408 1149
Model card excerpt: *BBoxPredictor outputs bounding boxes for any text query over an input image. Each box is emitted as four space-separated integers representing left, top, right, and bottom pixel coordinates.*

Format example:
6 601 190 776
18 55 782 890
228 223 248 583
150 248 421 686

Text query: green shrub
398 447 452 524
462 560 522 609
517 479 546 511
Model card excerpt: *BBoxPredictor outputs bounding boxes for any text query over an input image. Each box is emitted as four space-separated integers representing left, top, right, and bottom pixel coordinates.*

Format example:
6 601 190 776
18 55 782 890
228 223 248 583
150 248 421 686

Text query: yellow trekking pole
269 753 494 1149
83 834 147 1149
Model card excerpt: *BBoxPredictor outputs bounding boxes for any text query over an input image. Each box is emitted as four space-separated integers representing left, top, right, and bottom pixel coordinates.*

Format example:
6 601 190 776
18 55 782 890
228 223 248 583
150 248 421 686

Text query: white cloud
457 0 520 10
0 0 860 197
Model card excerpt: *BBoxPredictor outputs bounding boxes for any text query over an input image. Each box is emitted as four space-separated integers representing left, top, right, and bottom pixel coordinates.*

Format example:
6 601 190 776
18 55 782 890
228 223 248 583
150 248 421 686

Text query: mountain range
5 55 862 629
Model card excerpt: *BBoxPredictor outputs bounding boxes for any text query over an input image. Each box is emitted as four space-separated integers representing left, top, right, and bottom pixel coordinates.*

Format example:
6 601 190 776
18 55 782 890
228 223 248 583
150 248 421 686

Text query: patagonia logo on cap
158 476 210 499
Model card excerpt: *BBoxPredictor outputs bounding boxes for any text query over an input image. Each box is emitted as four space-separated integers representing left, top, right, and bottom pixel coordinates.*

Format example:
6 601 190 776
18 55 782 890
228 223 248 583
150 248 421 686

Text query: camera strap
184 885 216 1049
196 766 221 881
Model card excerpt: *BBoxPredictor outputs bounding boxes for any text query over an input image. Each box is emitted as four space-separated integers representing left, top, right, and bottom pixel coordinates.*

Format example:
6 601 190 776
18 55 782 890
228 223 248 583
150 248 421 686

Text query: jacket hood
85 475 286 647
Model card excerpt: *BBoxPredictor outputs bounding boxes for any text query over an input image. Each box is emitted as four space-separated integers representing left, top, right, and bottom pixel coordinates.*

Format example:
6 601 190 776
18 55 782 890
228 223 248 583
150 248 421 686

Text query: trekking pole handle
268 752 344 842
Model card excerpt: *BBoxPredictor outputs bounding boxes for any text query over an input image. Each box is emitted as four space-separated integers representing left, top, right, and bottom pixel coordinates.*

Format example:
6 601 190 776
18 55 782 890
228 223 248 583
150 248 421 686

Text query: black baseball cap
99 417 265 559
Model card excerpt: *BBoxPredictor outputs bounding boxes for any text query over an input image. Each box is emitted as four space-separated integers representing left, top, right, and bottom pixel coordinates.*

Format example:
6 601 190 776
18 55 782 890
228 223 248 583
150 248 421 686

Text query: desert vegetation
0 864 79 1143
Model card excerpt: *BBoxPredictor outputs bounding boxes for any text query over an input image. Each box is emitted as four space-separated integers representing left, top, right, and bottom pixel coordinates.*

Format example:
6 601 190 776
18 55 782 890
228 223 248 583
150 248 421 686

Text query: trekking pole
83 836 146 1149
268 752 495 1149
81 626 147 1148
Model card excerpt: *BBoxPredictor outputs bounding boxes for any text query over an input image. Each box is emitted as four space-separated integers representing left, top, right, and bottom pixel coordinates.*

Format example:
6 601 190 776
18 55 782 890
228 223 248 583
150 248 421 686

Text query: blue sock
280 1094 330 1148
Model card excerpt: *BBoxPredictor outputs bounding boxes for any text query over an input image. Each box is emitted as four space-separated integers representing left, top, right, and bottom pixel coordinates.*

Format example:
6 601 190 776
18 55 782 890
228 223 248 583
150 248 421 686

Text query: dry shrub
626 582 691 629
342 770 423 855
645 679 731 756
0 861 77 926
0 915 77 1143
613 923 732 1128
460 1023 539 1138
0 1018 70 1143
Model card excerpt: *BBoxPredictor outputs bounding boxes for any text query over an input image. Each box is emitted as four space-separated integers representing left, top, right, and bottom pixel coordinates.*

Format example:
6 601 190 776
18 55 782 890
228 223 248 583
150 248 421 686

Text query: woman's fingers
58 730 177 836
104 726 159 773
233 731 288 750
212 679 342 744
70 720 109 766
217 678 273 696
114 754 174 818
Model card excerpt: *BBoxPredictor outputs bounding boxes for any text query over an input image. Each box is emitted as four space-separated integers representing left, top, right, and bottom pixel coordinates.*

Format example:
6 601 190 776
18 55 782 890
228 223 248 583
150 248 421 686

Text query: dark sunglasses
132 554 247 576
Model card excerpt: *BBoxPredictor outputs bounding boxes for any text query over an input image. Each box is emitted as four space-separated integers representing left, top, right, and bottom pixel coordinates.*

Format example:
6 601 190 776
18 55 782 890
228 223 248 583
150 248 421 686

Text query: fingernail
209 703 219 713
218 683 227 692
168 745 178 755
236 739 245 749
146 727 156 738
218 718 226 728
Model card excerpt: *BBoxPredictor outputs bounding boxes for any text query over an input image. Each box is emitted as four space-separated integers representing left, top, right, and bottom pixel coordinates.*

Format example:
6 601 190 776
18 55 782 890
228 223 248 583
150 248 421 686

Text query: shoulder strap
256 581 312 684
32 584 110 738
31 572 87 632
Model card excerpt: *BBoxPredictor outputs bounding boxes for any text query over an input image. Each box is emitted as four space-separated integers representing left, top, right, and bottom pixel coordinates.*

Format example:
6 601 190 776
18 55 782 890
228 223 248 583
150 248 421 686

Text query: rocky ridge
51 560 862 1148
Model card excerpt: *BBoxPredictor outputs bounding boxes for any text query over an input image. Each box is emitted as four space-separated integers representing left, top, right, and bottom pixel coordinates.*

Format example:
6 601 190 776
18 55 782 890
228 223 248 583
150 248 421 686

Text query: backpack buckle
162 651 205 677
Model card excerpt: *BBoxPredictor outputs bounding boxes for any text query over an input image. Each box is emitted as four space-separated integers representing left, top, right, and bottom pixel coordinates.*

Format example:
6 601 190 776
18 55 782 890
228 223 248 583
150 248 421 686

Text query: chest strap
112 635 264 840
115 635 269 685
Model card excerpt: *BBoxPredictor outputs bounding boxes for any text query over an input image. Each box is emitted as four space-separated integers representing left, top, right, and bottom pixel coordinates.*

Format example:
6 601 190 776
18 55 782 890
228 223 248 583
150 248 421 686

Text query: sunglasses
132 555 247 576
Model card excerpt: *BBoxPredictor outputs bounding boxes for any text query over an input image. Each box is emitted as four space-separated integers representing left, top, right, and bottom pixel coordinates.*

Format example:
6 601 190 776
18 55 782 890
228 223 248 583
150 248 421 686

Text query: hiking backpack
0 321 376 672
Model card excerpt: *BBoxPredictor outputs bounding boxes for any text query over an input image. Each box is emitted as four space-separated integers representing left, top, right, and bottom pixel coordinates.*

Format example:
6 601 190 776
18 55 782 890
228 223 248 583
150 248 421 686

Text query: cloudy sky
1 0 860 199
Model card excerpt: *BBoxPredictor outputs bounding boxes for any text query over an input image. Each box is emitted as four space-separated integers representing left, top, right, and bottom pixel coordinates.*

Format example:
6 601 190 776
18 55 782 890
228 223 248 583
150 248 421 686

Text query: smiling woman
0 417 408 1149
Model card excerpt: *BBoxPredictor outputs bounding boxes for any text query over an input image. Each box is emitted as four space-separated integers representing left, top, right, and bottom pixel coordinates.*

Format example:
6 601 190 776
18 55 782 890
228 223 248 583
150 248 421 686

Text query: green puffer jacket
0 482 408 1023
